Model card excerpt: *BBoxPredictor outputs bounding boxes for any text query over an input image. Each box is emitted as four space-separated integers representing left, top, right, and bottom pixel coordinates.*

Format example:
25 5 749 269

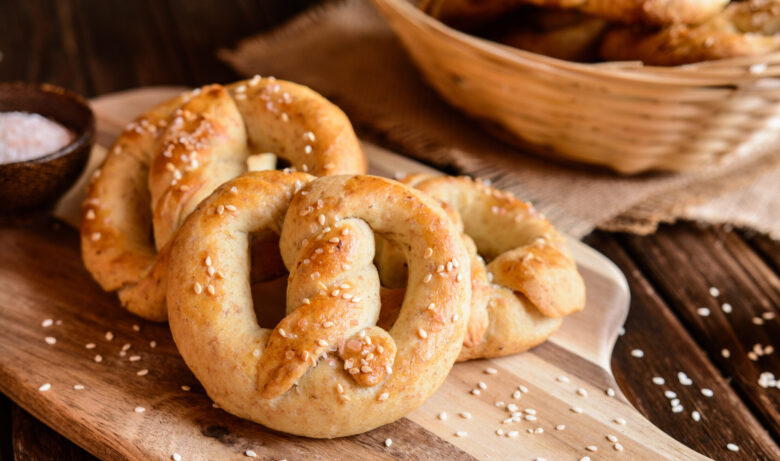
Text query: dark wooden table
2 1 780 460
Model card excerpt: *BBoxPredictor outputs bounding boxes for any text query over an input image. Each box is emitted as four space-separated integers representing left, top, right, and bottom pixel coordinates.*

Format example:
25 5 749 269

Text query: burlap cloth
219 0 780 239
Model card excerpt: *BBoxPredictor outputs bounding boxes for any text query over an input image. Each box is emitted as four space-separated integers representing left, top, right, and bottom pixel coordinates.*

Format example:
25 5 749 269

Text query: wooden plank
618 224 780 442
585 231 780 459
742 230 780 276
11 405 97 461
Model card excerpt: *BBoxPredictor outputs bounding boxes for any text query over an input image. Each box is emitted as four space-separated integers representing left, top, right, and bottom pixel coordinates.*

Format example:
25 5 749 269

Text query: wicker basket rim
376 0 780 86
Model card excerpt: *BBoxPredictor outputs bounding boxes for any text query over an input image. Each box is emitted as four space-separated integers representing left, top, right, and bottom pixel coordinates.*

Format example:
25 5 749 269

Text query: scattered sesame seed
631 349 644 358
90 232 101 242
149 341 157 348
506 431 518 438
571 407 583 414
181 385 191 391
753 317 765 325
524 414 537 421
105 331 114 341
134 406 145 413
137 369 149 376
245 450 257 458
577 388 588 397
556 424 566 431
691 410 701 421
94 354 103 363
507 403 519 412
495 429 504 436
762 312 775 320
129 355 141 362
701 388 713 397
525 408 536 415
672 405 684 413
132 324 140 332
455 431 467 438
207 285 215 295
614 443 624 452
459 411 471 419
722 349 730 358
471 389 481 395
605 388 616 397
652 377 665 385
73 384 85 390
607 434 618 443
696 307 710 317
417 328 428 339
556 375 570 383
721 303 732 313
726 443 739 452
478 381 487 390
41 319 53 328
38 383 51 392
438 411 447 420
512 390 522 399
172 454 182 461
378 392 389 401
748 352 759 361
45 336 56 345
518 385 529 393
86 343 96 349
579 457 591 461
664 390 677 399
614 417 626 425
586 445 598 452
193 282 202 294
709 287 720 297
485 367 497 375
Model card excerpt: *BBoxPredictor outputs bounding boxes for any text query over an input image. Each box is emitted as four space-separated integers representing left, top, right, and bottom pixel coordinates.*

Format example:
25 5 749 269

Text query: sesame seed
105 331 114 341
507 403 519 412
378 392 389 401
652 377 665 385
459 411 471 419
701 388 713 397
478 381 487 390
318 214 326 225
45 336 56 345
534 428 543 434
85 343 96 349
245 450 257 458
455 431 467 438
427 302 436 311
556 375 570 383
763 312 775 320
452 314 460 322
518 385 529 393
424 274 432 283
524 414 536 421
134 406 145 413
132 324 140 332
193 282 202 294
579 457 591 461
85 209 96 220
753 317 764 325
709 287 720 297
471 389 481 395
137 369 149 376
571 407 583 414
94 354 103 363
614 417 626 425
586 445 598 452
495 429 504 436
607 434 618 442
129 355 141 362
524 408 536 415
506 431 518 438
90 232 101 242
606 388 616 397
149 341 157 348
631 349 644 358
726 443 739 452
614 443 624 452
417 328 428 339
485 367 497 375
172 454 182 461
41 319 53 328
556 424 565 430
696 307 710 317
207 285 215 295
722 348 730 358
722 303 732 313
512 390 522 399
181 385 191 391
438 411 447 420
664 390 677 399
38 383 51 392
577 388 588 397
672 405 684 413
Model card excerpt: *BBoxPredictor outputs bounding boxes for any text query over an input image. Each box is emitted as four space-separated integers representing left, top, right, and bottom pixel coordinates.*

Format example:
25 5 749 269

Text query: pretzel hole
249 231 288 328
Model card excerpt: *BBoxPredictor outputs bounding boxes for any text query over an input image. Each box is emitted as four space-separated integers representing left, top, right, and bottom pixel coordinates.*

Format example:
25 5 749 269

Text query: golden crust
601 0 780 65
376 174 585 361
80 78 365 321
167 173 470 438
420 0 727 27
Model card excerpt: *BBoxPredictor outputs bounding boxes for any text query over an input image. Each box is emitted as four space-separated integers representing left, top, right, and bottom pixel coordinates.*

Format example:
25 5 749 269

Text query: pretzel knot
376 174 586 361
167 173 471 438
80 78 365 321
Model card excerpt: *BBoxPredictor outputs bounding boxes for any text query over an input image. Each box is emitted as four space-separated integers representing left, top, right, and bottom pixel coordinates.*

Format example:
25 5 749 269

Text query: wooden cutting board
0 88 707 460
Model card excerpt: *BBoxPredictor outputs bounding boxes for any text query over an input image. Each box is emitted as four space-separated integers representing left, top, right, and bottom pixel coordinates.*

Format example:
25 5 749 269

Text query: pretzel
376 174 585 360
167 173 471 437
81 78 365 321
419 0 727 28
601 0 780 65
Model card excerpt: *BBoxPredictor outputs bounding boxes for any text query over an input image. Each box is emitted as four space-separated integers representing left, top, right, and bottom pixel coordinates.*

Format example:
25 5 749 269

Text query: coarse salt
0 112 75 163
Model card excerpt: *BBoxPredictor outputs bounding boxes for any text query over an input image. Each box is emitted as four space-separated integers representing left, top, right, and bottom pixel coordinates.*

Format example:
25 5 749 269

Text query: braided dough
81 78 365 321
601 0 780 65
419 0 728 27
376 175 585 360
167 173 471 437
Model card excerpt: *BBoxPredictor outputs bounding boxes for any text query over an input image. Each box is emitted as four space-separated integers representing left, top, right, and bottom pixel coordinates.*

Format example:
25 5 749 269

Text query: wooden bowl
0 82 95 212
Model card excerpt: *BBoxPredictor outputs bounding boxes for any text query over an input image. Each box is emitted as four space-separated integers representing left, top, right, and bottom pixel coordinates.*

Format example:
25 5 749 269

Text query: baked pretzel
167 173 471 438
376 174 585 360
419 0 727 27
81 78 365 321
601 0 780 65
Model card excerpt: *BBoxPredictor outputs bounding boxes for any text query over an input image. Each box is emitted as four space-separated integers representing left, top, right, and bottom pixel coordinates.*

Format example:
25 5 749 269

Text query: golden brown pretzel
167 173 471 438
601 0 780 65
81 78 365 321
376 174 585 360
419 0 727 27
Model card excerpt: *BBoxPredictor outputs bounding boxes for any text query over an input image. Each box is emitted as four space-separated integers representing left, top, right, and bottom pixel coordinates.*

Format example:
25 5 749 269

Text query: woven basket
372 0 780 174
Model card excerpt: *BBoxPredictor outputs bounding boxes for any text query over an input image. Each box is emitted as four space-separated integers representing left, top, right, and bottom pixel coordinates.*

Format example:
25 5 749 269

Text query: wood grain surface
1 0 779 460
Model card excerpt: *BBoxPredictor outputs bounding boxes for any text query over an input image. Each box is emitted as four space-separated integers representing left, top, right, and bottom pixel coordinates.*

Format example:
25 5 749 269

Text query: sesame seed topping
579 457 591 461
652 377 665 385
696 307 710 317
149 340 157 348
512 390 522 399
455 431 467 438
129 355 141 362
577 388 588 397
518 385 529 393
85 343 96 349
378 392 389 401
137 369 149 376
105 331 114 341
90 232 101 242
207 285 215 295
45 336 56 345
73 384 85 390
94 354 103 363
42 319 53 328
318 214 326 225
132 324 140 332
722 348 730 358
701 388 714 397
664 390 677 399
586 445 598 452
571 407 583 414
726 443 739 452
614 417 626 425
614 443 624 451
631 349 644 358
181 385 191 391
471 389 481 395
495 429 504 436
722 303 732 313
193 282 202 294
606 388 616 397
485 367 497 375
438 411 447 420
424 274 432 283
506 431 518 438
417 328 428 339
607 434 618 442
38 383 51 392
172 453 182 461
556 424 566 430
